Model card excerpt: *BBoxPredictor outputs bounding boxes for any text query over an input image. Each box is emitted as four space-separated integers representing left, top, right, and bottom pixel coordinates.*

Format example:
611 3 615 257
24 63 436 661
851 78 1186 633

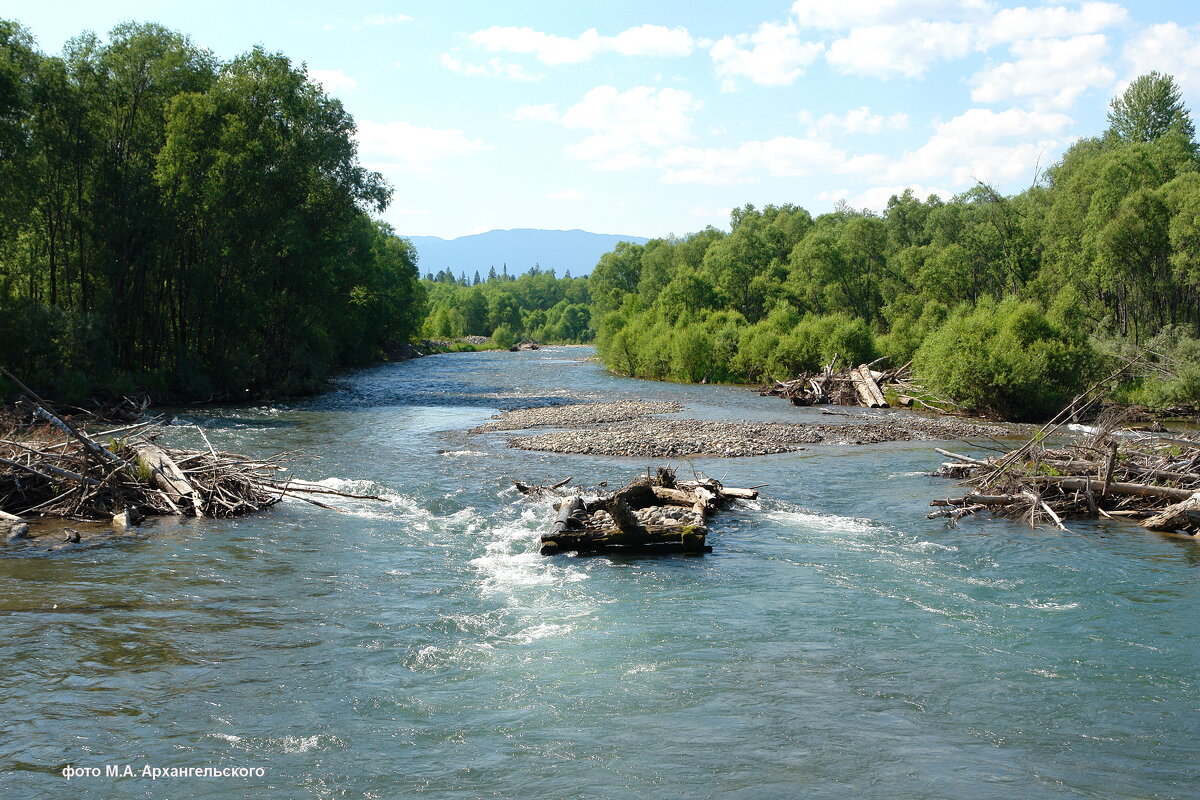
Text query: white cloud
357 121 490 175
710 20 824 88
790 0 990 29
308 68 358 93
467 24 694 66
880 108 1072 185
826 21 975 79
558 86 701 170
770 1 1129 84
1123 23 1200 99
363 13 413 26
971 35 1116 110
799 106 910 136
511 103 561 123
548 189 586 200
441 53 541 82
978 2 1128 48
658 137 854 185
610 25 696 57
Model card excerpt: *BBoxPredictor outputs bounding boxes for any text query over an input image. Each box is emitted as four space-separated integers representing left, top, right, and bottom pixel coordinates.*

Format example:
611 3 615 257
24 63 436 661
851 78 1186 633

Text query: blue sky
7 1 1200 239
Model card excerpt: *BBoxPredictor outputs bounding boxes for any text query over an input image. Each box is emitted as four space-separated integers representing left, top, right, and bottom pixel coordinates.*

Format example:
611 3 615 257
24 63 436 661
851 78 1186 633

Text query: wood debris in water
0 369 375 532
928 409 1200 535
760 358 950 411
524 467 760 556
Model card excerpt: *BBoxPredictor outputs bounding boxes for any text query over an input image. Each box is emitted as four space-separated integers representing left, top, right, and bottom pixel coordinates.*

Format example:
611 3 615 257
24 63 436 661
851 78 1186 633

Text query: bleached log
1141 492 1200 532
934 447 990 466
133 442 203 517
1024 476 1195 501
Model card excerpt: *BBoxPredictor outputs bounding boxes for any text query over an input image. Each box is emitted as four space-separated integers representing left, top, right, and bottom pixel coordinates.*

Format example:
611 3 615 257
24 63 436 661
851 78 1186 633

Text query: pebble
473 400 684 432
492 403 1015 459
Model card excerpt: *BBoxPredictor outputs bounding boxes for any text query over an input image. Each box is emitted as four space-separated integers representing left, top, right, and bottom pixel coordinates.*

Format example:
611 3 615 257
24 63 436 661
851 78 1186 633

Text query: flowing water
2 348 1197 799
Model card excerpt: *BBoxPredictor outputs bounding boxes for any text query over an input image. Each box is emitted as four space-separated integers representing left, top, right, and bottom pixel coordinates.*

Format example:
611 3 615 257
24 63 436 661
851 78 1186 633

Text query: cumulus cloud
826 20 975 79
466 24 695 66
658 137 858 185
357 121 490 174
879 108 1072 185
656 105 1070 187
510 103 561 123
978 2 1128 48
971 35 1116 110
308 68 358 93
799 106 910 137
711 1 1129 87
543 86 701 170
710 20 824 88
441 53 541 82
1123 23 1200 98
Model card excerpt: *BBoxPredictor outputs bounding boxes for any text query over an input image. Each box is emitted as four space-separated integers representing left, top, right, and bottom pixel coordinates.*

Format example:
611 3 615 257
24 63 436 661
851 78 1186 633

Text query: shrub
915 299 1097 420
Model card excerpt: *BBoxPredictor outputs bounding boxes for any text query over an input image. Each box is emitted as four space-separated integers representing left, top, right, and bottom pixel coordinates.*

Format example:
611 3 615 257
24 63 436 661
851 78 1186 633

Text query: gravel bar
473 400 683 432
504 416 1013 458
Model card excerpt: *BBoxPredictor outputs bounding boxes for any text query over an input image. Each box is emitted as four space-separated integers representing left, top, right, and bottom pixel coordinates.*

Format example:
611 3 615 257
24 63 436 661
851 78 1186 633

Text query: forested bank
589 74 1200 421
421 265 591 348
0 20 423 401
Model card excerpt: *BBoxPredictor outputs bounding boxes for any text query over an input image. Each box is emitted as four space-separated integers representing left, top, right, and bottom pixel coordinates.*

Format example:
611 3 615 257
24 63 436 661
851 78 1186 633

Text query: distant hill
404 228 650 278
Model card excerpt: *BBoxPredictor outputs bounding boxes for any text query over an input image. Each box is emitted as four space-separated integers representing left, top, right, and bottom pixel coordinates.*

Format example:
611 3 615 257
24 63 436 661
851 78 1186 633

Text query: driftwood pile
509 339 540 352
522 467 759 555
761 359 936 409
0 372 370 538
929 415 1200 535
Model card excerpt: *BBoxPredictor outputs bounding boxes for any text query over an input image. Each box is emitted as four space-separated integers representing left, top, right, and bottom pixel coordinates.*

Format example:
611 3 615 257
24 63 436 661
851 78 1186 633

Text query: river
2 347 1197 799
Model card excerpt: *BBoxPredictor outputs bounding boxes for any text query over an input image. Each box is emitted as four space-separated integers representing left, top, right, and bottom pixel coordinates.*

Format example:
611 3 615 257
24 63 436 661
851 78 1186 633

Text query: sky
6 1 1200 240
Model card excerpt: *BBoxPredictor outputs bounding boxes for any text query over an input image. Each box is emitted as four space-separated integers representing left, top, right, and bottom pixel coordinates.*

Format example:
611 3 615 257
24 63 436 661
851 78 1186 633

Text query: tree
1107 72 1195 144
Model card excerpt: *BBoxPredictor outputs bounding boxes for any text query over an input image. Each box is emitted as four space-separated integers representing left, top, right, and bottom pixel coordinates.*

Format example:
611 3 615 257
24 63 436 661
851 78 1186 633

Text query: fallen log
1141 493 1200 533
927 399 1200 531
133 442 204 517
1023 476 1195 501
538 467 754 556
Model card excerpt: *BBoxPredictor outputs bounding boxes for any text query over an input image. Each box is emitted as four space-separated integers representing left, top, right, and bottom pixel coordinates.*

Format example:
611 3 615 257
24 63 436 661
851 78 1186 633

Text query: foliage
419 265 591 344
584 74 1200 420
914 300 1096 420
1106 71 1196 144
0 20 423 400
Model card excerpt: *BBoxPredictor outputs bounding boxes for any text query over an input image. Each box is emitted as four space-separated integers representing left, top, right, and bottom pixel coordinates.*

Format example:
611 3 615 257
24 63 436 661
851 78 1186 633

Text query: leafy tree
1107 72 1195 144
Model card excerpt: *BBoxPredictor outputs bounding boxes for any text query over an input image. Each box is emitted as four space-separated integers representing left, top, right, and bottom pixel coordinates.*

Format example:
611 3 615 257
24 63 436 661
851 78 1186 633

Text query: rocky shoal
472 400 684 432
495 408 1014 459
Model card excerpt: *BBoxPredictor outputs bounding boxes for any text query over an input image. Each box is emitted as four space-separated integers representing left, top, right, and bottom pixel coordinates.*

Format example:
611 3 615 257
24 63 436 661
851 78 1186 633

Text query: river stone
6 523 30 541
472 400 684 432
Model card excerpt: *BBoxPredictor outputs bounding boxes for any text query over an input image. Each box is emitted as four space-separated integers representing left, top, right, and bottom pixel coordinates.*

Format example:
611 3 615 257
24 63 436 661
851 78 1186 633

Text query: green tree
1107 72 1195 144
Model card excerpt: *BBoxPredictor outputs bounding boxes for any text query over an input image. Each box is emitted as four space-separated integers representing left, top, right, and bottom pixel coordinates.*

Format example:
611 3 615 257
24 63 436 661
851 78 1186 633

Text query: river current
2 348 1197 799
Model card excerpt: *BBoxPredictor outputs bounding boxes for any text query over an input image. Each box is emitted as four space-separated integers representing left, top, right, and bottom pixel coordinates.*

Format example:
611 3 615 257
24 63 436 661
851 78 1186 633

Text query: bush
915 299 1096 420
491 324 517 349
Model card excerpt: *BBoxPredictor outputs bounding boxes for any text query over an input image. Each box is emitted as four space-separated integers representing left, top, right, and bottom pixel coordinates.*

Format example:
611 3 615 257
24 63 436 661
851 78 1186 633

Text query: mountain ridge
404 228 650 277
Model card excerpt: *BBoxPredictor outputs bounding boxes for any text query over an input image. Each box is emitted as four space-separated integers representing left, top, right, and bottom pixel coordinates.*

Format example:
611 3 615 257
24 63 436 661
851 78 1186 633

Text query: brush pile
929 410 1200 535
0 373 365 531
524 467 759 555
761 358 950 410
